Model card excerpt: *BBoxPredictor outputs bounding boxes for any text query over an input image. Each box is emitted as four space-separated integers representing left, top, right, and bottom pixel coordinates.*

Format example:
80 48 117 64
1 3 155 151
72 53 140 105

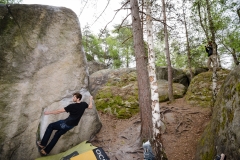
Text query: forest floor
91 97 212 160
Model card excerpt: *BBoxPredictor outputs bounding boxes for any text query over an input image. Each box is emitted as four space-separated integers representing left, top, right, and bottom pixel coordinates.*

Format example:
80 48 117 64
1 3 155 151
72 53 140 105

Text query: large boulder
195 65 240 159
0 4 101 160
185 69 230 107
89 68 136 96
92 68 186 119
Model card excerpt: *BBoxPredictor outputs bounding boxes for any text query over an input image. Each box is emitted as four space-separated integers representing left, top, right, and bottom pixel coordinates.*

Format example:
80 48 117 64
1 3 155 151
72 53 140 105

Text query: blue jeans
40 120 74 154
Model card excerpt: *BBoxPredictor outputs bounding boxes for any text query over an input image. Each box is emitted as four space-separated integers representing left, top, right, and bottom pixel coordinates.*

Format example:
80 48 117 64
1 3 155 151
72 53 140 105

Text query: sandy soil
91 98 211 160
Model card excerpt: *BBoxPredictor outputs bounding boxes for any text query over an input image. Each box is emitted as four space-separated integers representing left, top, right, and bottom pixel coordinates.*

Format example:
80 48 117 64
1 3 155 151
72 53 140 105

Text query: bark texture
146 1 166 159
130 0 152 141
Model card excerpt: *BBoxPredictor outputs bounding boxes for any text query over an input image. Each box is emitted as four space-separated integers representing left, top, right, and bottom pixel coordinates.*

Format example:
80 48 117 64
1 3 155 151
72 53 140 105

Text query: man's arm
220 153 225 160
44 108 66 115
88 96 93 109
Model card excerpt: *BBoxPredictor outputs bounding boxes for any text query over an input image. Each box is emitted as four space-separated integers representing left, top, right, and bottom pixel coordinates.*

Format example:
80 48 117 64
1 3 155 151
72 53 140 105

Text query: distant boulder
88 61 108 75
89 68 136 97
158 80 187 102
156 66 190 87
195 66 240 159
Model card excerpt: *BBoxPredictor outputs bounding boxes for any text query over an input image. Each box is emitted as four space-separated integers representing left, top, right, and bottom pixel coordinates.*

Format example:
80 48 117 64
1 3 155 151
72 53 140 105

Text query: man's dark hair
73 92 82 100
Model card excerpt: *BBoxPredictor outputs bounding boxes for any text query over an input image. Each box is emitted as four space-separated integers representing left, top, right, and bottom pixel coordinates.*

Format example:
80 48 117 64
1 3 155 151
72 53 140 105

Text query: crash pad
35 141 99 160
71 147 109 160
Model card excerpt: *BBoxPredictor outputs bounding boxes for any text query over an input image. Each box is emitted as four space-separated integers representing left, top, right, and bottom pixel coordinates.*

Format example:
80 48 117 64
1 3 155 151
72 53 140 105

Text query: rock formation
185 69 230 107
0 4 101 160
90 68 186 119
195 66 240 159
87 60 108 75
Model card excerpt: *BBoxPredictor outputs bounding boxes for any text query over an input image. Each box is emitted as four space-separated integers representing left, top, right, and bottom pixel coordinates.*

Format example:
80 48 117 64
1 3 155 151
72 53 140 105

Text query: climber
36 93 93 156
205 41 213 71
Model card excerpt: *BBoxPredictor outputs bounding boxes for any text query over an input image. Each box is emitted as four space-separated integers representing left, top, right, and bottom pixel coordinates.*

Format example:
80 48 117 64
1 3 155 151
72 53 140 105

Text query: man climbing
36 93 93 156
205 41 214 71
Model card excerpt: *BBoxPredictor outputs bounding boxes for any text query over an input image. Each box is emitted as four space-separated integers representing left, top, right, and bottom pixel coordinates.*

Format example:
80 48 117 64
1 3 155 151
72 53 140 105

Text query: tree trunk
182 2 193 80
231 48 239 65
146 0 165 159
237 7 240 21
126 48 129 68
162 0 174 102
206 0 218 102
197 2 210 41
130 0 153 141
221 39 239 66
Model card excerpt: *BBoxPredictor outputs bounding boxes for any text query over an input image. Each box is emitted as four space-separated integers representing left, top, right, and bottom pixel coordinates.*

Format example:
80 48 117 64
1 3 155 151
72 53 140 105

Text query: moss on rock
185 70 230 108
95 71 139 119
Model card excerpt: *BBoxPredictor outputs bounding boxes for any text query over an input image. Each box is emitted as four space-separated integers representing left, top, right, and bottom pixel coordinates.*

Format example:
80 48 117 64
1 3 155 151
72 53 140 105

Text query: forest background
2 0 239 70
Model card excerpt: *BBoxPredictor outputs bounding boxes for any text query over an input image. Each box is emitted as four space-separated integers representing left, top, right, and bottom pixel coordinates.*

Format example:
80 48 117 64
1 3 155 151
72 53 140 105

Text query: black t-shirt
64 102 88 126
205 45 213 57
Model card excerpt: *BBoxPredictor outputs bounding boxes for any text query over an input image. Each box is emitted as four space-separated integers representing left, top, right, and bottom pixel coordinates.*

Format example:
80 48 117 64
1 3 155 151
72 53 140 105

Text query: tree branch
99 1 130 38
139 10 174 30
91 0 111 26
122 35 133 44
116 13 131 32
78 0 88 17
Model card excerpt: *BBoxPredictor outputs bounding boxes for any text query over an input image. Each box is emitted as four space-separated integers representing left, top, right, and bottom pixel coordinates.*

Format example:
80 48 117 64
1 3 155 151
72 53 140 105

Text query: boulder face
0 4 101 160
195 66 240 159
185 70 230 108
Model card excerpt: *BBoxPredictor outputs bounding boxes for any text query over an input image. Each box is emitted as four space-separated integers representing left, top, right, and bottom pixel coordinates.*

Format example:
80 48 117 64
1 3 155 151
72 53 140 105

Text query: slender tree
196 1 210 41
146 0 165 159
205 0 218 101
237 7 240 21
130 0 153 141
161 0 174 102
182 0 193 80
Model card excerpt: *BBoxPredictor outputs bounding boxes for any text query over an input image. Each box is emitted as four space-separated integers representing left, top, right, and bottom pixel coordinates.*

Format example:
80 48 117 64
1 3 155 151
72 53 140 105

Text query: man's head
72 92 82 102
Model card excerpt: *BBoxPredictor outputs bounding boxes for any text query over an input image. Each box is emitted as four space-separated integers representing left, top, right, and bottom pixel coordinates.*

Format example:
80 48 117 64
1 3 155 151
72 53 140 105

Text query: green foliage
190 0 240 69
82 27 104 62
0 0 22 4
224 29 240 53
82 24 135 68
113 24 135 68
155 49 167 67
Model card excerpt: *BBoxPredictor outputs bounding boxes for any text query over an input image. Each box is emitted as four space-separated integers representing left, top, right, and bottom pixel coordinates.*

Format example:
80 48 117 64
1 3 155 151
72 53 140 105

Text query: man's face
72 95 78 102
